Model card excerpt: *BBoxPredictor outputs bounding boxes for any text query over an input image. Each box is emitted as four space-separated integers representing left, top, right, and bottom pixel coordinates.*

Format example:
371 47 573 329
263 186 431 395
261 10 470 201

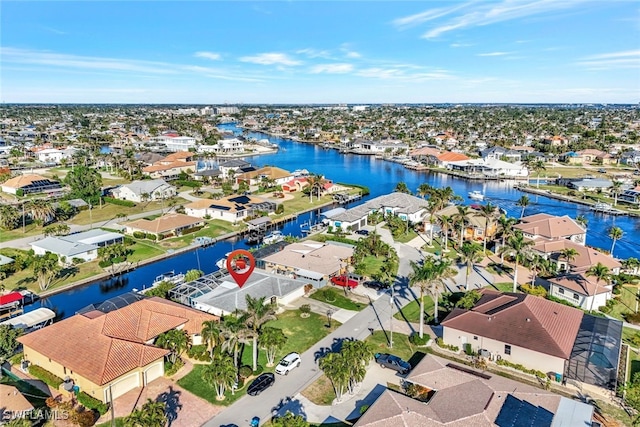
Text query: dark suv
247 373 275 396
363 281 389 291
375 353 411 374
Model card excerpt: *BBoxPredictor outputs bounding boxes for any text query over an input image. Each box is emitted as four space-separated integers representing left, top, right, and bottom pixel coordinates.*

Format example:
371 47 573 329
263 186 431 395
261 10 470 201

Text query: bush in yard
77 391 108 415
103 197 135 207
625 312 640 325
463 343 475 356
133 231 145 239
599 305 612 314
299 304 311 318
187 344 209 361
164 358 184 376
323 288 336 302
28 365 63 389
409 333 430 346
519 283 547 297
239 365 252 380
71 408 97 427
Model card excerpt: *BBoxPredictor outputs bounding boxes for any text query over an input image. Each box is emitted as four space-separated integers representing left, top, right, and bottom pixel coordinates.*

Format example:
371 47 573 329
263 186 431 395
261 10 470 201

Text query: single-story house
435 205 499 242
124 213 204 238
355 354 595 427
18 297 217 403
1 174 62 195
31 229 125 265
567 178 612 192
619 185 640 206
260 240 355 286
447 158 528 177
547 274 612 311
184 195 277 223
141 151 197 179
480 146 522 162
281 177 309 193
236 166 293 186
532 239 621 274
193 167 222 182
111 179 176 203
514 213 586 245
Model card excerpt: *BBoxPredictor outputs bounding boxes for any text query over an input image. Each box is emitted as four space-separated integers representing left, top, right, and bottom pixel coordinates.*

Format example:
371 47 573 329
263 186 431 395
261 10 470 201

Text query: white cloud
450 43 473 48
239 52 302 66
577 50 640 70
195 51 222 61
309 63 354 74
392 3 471 29
296 48 333 59
477 51 513 57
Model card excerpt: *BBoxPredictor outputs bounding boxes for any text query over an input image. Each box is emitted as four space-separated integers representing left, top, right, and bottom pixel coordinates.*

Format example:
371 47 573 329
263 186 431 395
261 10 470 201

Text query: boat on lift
468 190 485 201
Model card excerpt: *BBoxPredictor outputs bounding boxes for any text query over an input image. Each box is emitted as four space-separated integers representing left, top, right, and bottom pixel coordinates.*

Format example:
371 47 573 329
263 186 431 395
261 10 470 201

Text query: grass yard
358 255 386 278
491 282 515 293
177 363 247 406
301 374 336 405
310 287 367 311
2 259 105 293
609 286 638 321
366 331 417 362
127 241 166 262
394 297 434 323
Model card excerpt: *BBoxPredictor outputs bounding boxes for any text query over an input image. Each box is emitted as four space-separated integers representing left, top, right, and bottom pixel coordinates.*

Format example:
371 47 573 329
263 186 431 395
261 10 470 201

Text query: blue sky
1 1 639 104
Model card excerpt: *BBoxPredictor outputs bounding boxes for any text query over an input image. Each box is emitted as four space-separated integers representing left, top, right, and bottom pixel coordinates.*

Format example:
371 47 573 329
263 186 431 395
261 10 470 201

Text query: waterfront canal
27 124 640 319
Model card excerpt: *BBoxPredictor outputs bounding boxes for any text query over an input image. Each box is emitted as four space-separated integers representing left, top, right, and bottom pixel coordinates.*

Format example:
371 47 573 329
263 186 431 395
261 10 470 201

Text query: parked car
250 416 260 427
363 281 389 291
375 353 411 374
247 373 275 396
598 168 607 173
275 352 301 375
355 229 369 235
330 275 359 289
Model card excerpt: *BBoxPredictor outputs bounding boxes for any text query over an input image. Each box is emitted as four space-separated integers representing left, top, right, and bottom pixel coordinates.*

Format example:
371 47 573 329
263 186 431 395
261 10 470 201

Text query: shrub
145 233 157 240
164 359 184 376
15 189 24 197
103 197 135 207
132 231 145 239
299 304 311 318
612 285 621 295
71 408 97 427
519 283 547 297
28 365 63 389
625 312 640 325
187 344 209 361
238 365 252 380
463 343 475 356
77 391 109 415
409 333 430 346
599 305 611 314
546 295 579 309
323 288 336 303
435 337 459 352
496 359 547 379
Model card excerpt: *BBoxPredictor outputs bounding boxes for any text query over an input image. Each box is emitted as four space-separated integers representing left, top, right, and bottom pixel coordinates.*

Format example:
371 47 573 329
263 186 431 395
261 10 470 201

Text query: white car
275 352 301 375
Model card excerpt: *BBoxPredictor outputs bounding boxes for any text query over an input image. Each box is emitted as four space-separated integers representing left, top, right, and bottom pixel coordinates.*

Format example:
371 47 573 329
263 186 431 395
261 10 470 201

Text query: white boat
263 230 285 245
591 202 612 211
468 191 485 201
216 252 232 269
152 271 185 286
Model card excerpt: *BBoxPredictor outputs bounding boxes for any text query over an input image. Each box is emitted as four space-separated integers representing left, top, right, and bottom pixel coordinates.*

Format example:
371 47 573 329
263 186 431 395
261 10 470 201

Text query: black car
355 229 369 235
247 373 275 396
375 353 411 374
363 281 389 291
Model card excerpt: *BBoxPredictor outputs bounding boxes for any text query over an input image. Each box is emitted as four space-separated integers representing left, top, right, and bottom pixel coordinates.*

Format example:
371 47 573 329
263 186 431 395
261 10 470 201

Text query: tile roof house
124 213 204 238
110 179 176 203
18 297 217 403
532 238 622 275
30 229 125 265
235 166 293 186
1 174 62 195
547 274 613 311
141 151 197 179
354 354 594 427
514 213 586 245
184 194 277 223
0 384 34 421
441 289 584 376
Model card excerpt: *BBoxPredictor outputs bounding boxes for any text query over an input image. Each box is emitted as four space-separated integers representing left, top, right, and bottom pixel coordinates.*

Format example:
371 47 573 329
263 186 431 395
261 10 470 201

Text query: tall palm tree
0 204 20 230
526 159 546 188
341 340 373 394
416 183 433 199
454 205 471 247
201 320 224 359
497 215 517 264
259 326 288 367
499 230 535 292
26 199 55 225
409 258 456 336
458 242 484 291
438 214 454 252
608 226 623 256
480 202 497 252
394 181 411 194
319 352 350 402
244 295 277 371
586 262 611 312
155 329 189 365
560 248 579 272
575 214 588 230
221 313 251 369
610 180 623 206
516 195 530 219
202 351 237 401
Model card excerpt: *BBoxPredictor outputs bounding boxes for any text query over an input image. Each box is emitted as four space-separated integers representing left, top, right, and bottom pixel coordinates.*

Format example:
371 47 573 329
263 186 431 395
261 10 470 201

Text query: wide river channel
30 124 640 319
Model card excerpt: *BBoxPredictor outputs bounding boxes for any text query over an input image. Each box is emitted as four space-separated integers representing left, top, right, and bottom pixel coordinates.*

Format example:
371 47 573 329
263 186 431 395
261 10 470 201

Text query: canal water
29 125 640 319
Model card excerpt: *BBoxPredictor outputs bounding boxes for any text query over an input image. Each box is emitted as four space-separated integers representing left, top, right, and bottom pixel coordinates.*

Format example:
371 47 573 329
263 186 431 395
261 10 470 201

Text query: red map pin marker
225 249 255 288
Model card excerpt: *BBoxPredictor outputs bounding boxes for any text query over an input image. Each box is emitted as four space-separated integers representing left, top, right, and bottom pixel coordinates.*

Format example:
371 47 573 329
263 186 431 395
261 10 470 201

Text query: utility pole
389 283 395 349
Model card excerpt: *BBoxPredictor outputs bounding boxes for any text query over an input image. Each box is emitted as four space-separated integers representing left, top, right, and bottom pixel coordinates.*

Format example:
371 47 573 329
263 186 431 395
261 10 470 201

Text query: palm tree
124 399 166 427
221 313 251 369
438 214 454 252
394 181 411 194
559 247 579 272
341 340 373 394
586 262 611 312
623 257 640 275
608 226 623 256
26 199 55 225
244 295 277 371
259 326 288 367
526 159 546 188
480 202 496 252
499 230 535 293
610 180 623 206
201 320 224 360
32 252 62 291
319 352 350 402
575 214 588 230
416 183 433 199
306 173 326 203
155 329 189 365
409 258 456 335
454 205 471 247
497 215 517 264
0 204 20 230
516 195 530 219
458 242 484 291
202 351 237 400
526 255 545 287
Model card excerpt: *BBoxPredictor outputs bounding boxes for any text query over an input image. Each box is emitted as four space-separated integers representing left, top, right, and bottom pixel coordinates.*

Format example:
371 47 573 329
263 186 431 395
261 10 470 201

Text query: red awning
0 292 23 306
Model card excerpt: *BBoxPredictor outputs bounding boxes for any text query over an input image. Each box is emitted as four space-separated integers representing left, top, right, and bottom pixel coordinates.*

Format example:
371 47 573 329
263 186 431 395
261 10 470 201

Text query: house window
558 288 564 295
473 336 478 340
573 293 579 300
504 345 511 355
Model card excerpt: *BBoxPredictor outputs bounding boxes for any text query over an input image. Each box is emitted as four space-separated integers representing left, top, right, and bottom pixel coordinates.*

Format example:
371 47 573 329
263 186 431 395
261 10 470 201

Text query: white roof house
111 179 175 203
447 158 529 177
31 229 124 265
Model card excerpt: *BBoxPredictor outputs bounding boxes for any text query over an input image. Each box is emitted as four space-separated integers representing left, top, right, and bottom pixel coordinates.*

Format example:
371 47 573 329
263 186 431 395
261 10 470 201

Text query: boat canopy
0 292 23 307
1 308 56 329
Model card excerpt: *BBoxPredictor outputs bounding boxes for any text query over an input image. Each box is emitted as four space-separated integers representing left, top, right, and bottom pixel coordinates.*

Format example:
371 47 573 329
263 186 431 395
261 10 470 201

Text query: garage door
144 362 164 385
108 372 140 401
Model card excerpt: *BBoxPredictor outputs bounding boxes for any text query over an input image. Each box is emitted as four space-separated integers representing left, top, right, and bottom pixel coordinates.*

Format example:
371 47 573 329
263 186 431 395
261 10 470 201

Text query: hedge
77 391 109 415
29 365 64 389
496 359 546 379
175 180 201 188
103 197 135 207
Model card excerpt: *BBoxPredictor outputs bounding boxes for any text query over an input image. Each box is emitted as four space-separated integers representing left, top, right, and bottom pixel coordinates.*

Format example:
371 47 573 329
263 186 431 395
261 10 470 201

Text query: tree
575 214 588 230
306 173 326 203
0 204 20 230
438 214 454 252
0 324 21 363
341 340 373 394
480 202 497 252
608 226 623 256
623 257 640 275
454 205 471 247
610 180 623 206
260 326 288 366
124 398 166 427
526 159 546 188
497 215 517 264
244 295 277 371
25 199 55 226
202 351 237 400
458 242 484 291
319 351 350 402
221 313 251 368
184 269 204 282
516 195 530 218
394 181 411 194
560 248 579 272
32 252 62 291
586 262 611 312
499 230 535 292
456 290 482 309
155 329 189 365
201 320 224 360
63 165 103 204
271 411 309 427
409 258 456 335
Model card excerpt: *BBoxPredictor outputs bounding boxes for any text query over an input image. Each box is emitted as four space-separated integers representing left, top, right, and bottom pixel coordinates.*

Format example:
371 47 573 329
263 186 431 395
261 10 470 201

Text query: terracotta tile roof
409 147 440 157
0 384 34 414
125 213 203 234
163 151 193 161
18 297 216 385
142 160 195 173
2 174 50 188
441 290 583 359
534 239 622 272
548 274 611 297
514 215 584 240
437 152 469 162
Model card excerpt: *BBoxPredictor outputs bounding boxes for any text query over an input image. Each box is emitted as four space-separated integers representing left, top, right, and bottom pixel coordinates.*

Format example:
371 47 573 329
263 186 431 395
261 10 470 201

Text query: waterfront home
18 297 216 403
149 133 197 152
198 137 244 155
480 146 522 162
435 205 499 243
0 174 62 195
31 229 125 265
356 140 409 155
260 240 355 286
408 147 469 167
236 166 293 186
355 354 595 427
123 213 203 239
110 179 176 203
441 289 622 390
566 178 612 192
547 274 612 311
514 213 586 245
619 185 640 206
184 194 277 223
218 159 254 179
446 158 529 177
141 151 197 180
281 177 309 193
532 239 621 274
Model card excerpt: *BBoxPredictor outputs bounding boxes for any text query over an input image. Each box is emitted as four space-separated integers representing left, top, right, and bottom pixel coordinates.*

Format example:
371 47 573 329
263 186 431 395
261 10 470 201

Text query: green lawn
127 241 166 262
609 286 638 321
358 255 386 278
310 287 367 311
490 282 515 293
366 331 417 362
394 296 435 323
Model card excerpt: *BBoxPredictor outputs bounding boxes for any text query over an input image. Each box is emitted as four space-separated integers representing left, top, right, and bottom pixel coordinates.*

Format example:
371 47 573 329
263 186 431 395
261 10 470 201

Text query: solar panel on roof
229 195 251 204
210 204 231 211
